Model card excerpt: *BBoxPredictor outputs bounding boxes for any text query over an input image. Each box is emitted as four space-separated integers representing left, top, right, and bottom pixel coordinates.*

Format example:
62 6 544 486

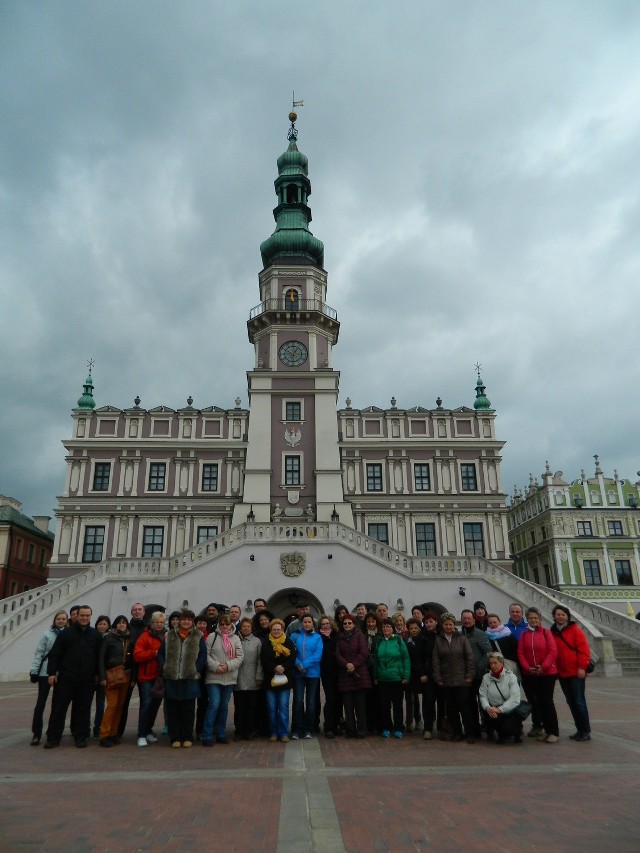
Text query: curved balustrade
249 298 338 321
2 522 639 668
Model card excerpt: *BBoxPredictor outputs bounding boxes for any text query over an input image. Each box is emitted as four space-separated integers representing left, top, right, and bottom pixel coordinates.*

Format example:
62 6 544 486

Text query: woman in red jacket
133 611 167 746
517 607 559 743
550 605 592 741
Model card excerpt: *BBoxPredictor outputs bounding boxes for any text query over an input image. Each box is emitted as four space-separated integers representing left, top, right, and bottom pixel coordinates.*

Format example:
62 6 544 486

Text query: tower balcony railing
249 298 338 322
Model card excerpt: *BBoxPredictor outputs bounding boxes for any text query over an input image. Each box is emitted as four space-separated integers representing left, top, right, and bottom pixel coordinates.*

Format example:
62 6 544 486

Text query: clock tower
232 113 353 526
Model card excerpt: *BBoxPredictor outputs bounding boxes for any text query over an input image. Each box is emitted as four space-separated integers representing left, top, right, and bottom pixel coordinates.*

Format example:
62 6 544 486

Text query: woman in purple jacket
336 614 372 738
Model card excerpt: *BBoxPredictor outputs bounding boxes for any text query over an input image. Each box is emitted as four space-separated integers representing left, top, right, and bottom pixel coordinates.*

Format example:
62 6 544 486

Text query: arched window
286 185 298 203
284 288 299 311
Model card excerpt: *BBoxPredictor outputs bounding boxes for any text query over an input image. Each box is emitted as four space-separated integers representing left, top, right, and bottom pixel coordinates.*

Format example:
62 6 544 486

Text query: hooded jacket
550 621 591 677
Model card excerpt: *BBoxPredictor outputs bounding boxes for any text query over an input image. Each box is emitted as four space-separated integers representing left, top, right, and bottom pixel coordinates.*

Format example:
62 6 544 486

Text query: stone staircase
611 638 640 675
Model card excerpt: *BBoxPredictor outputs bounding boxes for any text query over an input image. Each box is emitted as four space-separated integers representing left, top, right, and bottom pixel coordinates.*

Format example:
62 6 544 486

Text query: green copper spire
77 362 96 410
260 110 324 269
473 365 491 410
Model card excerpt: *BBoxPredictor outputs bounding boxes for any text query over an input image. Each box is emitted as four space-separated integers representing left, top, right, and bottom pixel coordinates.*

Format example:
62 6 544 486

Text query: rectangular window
583 559 601 585
142 526 164 558
463 522 484 557
414 464 431 491
285 456 301 486
615 560 633 585
148 463 166 491
577 521 592 537
82 526 105 563
366 463 383 492
416 523 436 556
39 547 46 568
460 463 478 491
608 520 623 536
285 401 302 421
14 538 23 560
92 462 111 491
201 464 219 492
368 523 389 544
197 525 219 544
27 544 35 565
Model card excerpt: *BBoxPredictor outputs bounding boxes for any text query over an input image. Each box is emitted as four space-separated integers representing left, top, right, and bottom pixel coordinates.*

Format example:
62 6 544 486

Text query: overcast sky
2 1 639 525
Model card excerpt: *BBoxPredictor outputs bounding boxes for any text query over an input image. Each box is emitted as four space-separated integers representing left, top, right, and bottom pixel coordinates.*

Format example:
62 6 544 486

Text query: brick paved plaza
1 677 639 852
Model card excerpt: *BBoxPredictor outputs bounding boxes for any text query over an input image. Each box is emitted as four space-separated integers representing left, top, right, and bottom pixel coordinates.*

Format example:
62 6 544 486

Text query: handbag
150 676 165 698
271 673 288 687
105 664 129 688
495 682 531 720
514 700 532 720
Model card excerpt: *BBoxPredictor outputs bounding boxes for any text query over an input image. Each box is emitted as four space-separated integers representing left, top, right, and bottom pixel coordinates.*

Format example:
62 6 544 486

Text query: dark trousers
234 690 259 738
32 677 52 738
321 674 340 733
422 679 445 731
292 676 319 736
467 677 483 736
342 689 367 735
522 675 558 736
46 678 95 743
442 685 474 737
92 684 105 736
137 680 163 738
165 698 196 743
365 684 381 733
521 676 542 728
195 676 208 737
482 708 522 741
559 676 591 734
378 681 404 733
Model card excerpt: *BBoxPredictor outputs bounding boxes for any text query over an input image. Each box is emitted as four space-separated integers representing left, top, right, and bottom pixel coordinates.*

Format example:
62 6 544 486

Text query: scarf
269 631 290 657
219 623 236 658
490 665 505 678
178 627 191 640
486 624 512 641
319 625 332 637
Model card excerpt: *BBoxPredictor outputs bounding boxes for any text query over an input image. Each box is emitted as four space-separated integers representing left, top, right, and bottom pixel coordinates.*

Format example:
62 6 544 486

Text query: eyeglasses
342 620 354 625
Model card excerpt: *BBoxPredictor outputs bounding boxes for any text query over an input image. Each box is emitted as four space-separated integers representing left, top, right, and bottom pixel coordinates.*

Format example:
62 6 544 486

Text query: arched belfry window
286 185 298 204
284 288 300 311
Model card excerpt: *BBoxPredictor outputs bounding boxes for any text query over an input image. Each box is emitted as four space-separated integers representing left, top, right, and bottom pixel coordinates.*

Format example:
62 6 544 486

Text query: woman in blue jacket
290 614 323 739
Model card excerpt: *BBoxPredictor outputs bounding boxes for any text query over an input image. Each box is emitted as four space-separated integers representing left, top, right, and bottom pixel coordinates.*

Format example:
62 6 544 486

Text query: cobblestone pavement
1 677 638 852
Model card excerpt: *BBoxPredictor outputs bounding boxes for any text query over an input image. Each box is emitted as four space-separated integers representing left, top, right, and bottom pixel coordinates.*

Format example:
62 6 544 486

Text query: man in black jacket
45 605 101 748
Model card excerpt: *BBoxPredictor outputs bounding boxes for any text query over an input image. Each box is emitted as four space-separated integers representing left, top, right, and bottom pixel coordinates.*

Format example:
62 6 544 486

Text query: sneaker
182 741 193 748
382 730 391 738
145 732 158 744
137 737 148 747
303 733 313 740
545 734 559 743
423 730 432 740
280 736 289 743
537 731 548 742
171 741 182 748
269 735 278 742
394 731 403 739
291 733 300 740
574 733 591 742
30 736 41 746
569 732 580 740
528 725 543 738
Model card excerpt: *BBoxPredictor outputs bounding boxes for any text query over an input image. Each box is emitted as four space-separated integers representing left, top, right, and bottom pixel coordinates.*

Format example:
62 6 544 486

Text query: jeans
137 680 163 738
202 683 235 742
292 676 319 736
559 676 591 734
266 689 291 738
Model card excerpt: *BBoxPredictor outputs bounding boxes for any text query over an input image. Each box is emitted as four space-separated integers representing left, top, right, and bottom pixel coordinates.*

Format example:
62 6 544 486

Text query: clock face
279 340 308 367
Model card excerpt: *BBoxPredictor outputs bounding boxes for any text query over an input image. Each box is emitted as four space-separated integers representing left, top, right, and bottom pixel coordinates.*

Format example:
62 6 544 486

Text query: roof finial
473 362 491 410
87 357 95 374
77 360 96 410
288 91 303 140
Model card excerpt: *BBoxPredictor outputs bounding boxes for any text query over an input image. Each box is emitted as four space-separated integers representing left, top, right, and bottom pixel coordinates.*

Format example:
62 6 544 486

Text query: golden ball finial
289 111 297 123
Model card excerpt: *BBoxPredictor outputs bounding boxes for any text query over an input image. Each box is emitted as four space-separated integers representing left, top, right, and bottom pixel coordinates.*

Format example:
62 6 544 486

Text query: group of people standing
29 595 593 749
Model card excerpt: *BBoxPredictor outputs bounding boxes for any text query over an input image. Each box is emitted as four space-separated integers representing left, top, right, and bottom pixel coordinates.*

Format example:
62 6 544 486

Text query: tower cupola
260 112 324 269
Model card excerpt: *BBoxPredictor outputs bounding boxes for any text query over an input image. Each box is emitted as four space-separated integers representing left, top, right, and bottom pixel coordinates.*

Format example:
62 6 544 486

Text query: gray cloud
2 1 639 522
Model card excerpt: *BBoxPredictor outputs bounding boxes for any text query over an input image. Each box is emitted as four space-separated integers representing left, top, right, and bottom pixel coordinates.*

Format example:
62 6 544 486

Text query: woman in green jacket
373 618 410 738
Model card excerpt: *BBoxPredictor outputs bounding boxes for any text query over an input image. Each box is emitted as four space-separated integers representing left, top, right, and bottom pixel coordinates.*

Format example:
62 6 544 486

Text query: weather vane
87 358 95 374
288 91 304 140
474 362 482 377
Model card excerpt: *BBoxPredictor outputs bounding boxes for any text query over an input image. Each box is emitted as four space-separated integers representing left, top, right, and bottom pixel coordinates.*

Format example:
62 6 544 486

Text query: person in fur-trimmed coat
157 610 207 747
